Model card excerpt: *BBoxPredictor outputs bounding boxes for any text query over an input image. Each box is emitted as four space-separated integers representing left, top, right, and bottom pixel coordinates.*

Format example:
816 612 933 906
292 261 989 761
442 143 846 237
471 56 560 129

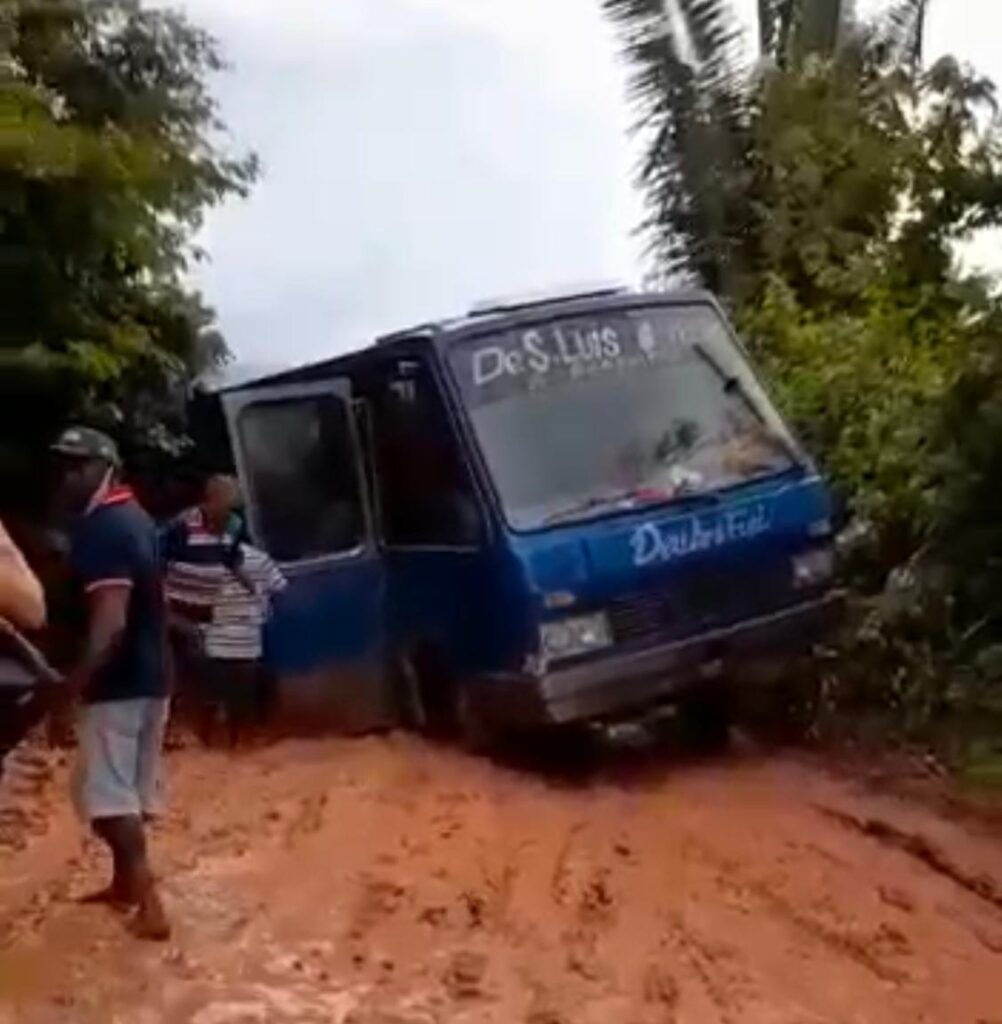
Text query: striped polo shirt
164 509 286 661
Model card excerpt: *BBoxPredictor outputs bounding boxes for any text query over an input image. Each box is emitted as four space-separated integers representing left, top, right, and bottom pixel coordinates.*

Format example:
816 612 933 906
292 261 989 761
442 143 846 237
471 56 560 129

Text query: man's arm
66 585 130 699
262 552 288 598
159 515 190 565
0 520 46 631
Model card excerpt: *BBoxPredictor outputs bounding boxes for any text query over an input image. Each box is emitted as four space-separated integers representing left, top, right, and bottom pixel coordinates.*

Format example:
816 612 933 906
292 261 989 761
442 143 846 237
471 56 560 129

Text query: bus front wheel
394 650 495 752
453 685 495 753
679 681 734 753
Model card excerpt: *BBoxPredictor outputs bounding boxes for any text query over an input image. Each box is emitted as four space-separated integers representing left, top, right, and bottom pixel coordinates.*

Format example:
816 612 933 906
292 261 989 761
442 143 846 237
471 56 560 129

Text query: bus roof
222 287 719 394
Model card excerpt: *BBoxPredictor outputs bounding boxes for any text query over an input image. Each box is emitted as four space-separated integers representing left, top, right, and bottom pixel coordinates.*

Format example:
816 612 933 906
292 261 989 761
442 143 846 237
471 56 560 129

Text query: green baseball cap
50 426 121 467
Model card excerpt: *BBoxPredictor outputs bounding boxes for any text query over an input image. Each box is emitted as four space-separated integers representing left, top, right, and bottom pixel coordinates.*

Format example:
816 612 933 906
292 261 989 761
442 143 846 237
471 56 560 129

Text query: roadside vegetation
604 0 1002 778
1 0 256 514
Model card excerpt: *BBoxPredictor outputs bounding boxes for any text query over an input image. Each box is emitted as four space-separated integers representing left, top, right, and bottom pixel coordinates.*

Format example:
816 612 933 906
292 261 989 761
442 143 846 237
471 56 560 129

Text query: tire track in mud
536 810 757 1022
662 913 748 1024
748 876 911 985
2 737 1002 1024
685 832 914 988
818 805 1002 913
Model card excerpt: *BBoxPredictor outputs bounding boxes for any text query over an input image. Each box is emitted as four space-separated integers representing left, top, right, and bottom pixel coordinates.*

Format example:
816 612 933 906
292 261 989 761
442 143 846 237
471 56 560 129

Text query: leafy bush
606 2 1002 760
1 0 256 513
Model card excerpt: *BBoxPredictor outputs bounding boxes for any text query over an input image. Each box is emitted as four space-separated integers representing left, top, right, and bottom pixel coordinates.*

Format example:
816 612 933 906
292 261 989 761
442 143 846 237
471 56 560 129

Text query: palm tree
602 0 931 293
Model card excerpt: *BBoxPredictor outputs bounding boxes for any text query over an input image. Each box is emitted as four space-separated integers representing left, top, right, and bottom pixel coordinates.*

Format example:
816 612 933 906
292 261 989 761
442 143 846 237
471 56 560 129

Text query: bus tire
393 654 429 732
397 646 467 741
453 685 496 754
681 682 733 754
397 647 497 753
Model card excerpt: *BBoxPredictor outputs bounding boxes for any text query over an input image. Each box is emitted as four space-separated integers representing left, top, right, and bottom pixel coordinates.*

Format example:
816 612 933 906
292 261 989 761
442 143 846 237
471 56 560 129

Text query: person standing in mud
162 473 246 730
51 427 171 941
164 474 286 746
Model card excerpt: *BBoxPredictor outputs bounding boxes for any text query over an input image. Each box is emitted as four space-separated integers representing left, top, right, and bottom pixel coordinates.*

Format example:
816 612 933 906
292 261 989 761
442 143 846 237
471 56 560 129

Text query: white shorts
73 698 170 822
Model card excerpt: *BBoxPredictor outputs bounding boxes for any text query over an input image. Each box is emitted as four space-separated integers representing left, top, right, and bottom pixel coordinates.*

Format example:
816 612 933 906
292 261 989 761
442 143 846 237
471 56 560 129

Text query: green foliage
739 278 959 564
606 0 1002 751
1 0 256 507
736 58 1002 737
602 0 931 290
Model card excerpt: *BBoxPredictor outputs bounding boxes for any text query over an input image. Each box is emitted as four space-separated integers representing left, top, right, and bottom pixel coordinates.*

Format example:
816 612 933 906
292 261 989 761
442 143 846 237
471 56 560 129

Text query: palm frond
881 0 929 67
676 0 742 66
602 0 754 289
601 0 929 293
600 0 667 43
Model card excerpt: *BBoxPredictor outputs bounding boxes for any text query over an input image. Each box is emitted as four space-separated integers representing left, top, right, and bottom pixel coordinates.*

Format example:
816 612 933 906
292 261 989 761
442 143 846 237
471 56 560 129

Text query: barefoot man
52 427 171 940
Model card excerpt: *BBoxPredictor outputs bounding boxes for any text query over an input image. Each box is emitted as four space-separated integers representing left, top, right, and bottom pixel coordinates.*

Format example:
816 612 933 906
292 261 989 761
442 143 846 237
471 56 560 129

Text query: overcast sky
180 0 1002 375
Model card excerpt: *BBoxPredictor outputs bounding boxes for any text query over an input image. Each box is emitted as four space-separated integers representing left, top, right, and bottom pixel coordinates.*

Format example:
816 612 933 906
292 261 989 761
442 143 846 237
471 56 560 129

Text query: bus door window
370 360 482 549
237 394 365 562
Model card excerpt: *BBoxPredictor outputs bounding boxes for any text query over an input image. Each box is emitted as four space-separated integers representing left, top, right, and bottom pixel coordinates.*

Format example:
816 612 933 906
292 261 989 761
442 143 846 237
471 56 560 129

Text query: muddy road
1 734 1001 1023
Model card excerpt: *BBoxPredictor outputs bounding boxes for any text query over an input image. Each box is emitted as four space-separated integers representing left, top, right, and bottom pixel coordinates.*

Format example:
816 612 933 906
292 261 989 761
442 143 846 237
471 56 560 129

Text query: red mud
1 734 1001 1023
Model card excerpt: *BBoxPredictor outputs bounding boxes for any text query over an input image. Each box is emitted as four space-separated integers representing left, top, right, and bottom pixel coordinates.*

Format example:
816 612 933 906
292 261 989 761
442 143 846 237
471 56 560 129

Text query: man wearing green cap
51 426 171 941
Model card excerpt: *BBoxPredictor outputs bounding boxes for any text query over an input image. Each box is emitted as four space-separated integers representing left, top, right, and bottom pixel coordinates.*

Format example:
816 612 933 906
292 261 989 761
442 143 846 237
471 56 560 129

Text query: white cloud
181 0 644 370
184 0 1002 374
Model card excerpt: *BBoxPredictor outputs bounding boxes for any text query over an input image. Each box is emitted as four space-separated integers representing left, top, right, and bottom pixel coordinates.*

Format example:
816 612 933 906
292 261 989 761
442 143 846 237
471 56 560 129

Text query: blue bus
214 287 840 743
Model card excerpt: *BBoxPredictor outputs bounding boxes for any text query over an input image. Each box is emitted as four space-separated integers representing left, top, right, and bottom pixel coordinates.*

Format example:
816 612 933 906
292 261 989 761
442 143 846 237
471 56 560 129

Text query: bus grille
607 563 794 646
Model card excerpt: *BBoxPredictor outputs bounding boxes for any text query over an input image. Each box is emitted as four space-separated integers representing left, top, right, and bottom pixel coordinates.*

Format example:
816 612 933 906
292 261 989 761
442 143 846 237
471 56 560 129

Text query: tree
1 0 256 509
601 0 931 297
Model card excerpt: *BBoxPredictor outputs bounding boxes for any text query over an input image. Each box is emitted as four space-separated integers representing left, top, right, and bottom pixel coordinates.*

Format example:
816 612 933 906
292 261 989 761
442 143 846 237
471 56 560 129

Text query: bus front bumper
474 592 844 728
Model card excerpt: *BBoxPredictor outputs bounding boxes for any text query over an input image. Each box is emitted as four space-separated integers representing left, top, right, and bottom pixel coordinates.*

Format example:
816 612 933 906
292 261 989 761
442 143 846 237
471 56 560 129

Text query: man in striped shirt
164 476 286 746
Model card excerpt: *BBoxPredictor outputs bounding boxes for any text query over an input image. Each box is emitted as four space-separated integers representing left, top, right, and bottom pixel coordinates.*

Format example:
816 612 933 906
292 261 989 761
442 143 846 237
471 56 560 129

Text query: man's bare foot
130 890 171 942
78 885 133 912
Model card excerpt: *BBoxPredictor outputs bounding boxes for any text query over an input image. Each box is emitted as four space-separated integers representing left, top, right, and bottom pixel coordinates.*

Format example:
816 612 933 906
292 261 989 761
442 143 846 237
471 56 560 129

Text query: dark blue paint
505 472 832 649
263 552 385 674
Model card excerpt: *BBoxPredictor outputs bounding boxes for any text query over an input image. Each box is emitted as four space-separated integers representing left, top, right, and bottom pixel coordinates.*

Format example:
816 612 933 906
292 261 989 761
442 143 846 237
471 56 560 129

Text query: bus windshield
449 303 801 531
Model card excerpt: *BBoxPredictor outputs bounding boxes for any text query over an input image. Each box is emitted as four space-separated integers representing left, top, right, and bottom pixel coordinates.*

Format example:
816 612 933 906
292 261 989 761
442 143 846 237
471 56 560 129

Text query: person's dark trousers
165 623 205 746
196 658 262 747
256 668 277 729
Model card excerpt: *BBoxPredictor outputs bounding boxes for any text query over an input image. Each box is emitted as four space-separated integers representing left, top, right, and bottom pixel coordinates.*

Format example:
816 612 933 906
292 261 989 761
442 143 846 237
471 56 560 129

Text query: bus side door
361 354 492 726
222 377 392 733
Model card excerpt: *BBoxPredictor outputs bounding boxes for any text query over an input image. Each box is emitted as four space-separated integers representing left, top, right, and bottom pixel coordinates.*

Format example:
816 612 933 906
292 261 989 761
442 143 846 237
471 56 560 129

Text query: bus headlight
540 613 613 662
792 548 835 589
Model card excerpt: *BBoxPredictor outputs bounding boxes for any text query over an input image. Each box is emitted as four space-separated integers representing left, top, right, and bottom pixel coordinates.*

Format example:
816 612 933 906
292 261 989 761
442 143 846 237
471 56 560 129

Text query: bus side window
238 395 366 562
371 360 482 549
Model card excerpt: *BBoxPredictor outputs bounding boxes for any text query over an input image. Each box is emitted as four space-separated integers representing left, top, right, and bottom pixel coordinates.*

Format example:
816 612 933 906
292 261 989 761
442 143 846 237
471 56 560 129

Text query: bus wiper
692 342 767 424
693 342 803 464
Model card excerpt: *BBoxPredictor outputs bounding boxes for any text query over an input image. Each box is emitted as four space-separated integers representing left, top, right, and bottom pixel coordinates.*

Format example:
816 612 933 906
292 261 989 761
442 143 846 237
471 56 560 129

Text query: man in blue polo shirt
52 426 170 941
